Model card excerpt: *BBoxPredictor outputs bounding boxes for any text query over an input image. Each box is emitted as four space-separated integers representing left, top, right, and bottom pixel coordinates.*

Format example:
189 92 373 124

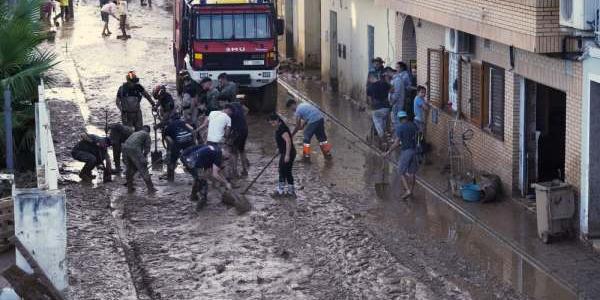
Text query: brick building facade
282 0 597 238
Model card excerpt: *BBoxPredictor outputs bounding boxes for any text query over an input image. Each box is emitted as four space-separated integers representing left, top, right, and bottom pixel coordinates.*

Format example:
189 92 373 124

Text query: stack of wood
0 197 14 252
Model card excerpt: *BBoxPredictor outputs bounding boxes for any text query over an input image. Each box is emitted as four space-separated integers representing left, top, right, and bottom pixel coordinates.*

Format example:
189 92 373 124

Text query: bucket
460 184 481 202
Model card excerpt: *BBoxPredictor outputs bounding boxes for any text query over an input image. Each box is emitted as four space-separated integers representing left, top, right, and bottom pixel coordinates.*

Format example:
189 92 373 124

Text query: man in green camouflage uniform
122 126 156 193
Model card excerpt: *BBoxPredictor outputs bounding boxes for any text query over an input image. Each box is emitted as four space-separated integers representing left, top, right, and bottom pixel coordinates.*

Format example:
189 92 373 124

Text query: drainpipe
3 86 14 174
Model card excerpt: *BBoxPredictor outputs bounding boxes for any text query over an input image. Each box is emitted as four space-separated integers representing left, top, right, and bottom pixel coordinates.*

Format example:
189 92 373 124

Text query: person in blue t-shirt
163 113 195 182
286 98 332 159
181 144 232 209
413 85 430 133
385 110 419 199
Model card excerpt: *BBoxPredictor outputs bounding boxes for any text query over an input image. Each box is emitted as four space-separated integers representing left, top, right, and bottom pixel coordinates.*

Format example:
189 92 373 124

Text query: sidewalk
279 74 600 299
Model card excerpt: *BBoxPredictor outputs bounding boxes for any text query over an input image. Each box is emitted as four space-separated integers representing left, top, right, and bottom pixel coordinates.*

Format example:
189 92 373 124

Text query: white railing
35 82 59 190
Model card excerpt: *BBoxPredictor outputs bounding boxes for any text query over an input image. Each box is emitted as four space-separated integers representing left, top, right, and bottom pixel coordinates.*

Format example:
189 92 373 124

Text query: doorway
329 10 338 90
400 16 417 80
521 80 566 195
285 0 294 58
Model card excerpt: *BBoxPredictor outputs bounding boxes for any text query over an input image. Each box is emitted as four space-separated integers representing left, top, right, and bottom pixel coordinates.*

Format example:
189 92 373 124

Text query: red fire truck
173 0 284 112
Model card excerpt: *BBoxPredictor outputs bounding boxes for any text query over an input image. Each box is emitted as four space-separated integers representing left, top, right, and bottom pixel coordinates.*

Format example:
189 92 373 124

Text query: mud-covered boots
126 175 135 194
271 182 286 198
319 141 333 159
144 177 157 194
286 184 297 198
167 166 175 182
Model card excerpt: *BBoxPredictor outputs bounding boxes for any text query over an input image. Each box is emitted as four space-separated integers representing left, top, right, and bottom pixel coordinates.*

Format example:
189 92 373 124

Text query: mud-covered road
45 1 527 299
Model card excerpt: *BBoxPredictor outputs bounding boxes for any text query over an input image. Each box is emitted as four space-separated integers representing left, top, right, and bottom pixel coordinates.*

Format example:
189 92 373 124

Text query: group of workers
71 71 246 208
71 70 335 208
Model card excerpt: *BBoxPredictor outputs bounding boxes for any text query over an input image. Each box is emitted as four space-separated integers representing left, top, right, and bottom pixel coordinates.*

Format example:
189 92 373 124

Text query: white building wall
320 0 397 100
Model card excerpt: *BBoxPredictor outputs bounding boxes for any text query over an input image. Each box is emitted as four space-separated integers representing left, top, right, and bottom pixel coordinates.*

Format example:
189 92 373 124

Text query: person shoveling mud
180 144 249 212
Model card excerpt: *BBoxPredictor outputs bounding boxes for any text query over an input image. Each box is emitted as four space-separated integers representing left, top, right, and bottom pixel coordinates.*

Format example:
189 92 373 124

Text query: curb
278 78 580 298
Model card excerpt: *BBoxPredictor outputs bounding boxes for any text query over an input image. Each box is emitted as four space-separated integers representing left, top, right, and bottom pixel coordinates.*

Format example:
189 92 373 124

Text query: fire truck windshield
197 14 272 40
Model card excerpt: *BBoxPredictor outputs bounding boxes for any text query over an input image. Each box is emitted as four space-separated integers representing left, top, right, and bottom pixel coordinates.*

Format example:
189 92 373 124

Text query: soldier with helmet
116 71 156 130
152 84 176 129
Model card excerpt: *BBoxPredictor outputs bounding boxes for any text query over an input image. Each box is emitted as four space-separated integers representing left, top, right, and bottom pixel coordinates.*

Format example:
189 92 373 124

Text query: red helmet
152 84 166 99
126 71 139 83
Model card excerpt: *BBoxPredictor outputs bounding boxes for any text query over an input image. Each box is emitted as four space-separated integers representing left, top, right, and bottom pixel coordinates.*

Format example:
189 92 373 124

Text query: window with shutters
470 62 482 126
427 49 449 110
482 63 505 139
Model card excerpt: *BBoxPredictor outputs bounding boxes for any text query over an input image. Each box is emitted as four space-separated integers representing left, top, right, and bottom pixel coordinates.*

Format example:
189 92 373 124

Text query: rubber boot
271 182 285 198
79 162 95 181
319 142 333 158
197 182 208 209
302 144 311 159
190 180 199 202
167 166 175 182
126 176 135 194
286 184 296 197
144 178 157 194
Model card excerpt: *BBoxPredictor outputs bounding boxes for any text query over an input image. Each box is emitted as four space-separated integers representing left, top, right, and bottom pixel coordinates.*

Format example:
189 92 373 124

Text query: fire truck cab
173 0 284 112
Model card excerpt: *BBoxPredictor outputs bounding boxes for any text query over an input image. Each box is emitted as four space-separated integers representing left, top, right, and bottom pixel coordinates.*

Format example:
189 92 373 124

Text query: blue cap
397 110 408 119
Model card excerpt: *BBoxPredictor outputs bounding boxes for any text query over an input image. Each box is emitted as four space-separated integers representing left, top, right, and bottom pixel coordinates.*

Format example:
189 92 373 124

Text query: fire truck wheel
260 82 277 112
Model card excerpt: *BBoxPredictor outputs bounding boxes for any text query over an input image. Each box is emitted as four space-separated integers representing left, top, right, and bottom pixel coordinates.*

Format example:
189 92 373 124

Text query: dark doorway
523 80 566 194
285 0 294 58
329 10 338 90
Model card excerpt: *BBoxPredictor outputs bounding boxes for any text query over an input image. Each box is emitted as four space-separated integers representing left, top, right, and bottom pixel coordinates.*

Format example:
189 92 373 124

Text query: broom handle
242 153 280 195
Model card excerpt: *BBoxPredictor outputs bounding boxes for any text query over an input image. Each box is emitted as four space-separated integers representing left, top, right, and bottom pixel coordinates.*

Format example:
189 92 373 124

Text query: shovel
151 110 163 170
222 153 280 214
374 156 390 199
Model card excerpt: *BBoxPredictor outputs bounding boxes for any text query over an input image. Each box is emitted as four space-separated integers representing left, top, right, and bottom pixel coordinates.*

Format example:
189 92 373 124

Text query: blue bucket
460 184 481 202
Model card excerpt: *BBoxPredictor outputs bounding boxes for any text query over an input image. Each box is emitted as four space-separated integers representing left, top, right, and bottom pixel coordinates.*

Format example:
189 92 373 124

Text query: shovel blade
151 151 163 170
222 190 251 214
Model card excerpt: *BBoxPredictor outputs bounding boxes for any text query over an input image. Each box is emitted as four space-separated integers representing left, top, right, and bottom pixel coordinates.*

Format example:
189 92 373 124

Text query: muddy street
41 0 534 299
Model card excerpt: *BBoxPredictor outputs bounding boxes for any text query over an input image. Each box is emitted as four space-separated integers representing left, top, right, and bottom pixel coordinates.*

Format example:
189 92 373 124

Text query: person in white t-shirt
100 0 118 37
200 105 233 145
116 0 129 40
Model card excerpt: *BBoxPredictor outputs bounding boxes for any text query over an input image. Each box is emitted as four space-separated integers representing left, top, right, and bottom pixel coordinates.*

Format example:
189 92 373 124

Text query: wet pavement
279 75 600 299
38 0 596 299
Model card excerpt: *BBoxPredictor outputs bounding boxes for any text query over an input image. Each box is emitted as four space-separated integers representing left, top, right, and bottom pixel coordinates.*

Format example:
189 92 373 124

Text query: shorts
303 118 327 144
398 148 418 175
414 119 425 133
101 12 109 22
233 130 248 152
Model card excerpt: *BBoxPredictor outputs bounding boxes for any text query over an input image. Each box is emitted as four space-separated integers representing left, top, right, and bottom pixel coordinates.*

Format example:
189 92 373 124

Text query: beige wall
321 0 398 100
376 0 570 53
412 19 582 194
294 0 321 68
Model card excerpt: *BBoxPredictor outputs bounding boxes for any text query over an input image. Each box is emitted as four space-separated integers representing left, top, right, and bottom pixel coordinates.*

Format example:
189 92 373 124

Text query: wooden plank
13 238 65 300
3 265 56 300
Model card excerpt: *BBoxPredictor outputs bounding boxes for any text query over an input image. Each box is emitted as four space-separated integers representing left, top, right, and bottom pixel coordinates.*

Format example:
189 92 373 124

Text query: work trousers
121 110 143 131
371 107 390 138
72 150 99 176
303 119 327 144
278 151 296 185
123 147 150 182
